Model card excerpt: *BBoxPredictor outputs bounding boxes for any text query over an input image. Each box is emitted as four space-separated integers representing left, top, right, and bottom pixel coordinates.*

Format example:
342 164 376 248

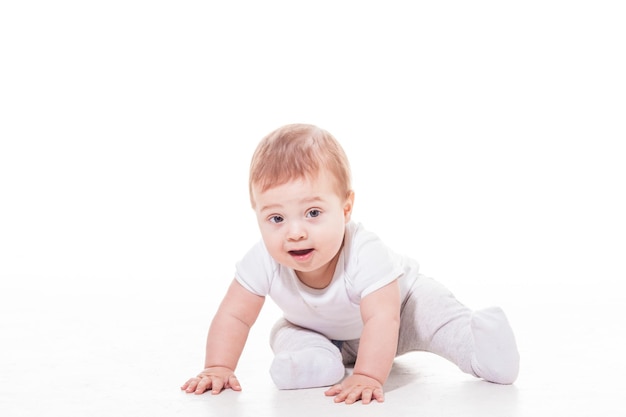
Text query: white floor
2 276 624 417
2 2 625 416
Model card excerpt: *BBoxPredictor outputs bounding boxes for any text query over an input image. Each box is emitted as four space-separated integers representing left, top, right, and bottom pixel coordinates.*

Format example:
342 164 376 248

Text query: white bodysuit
235 221 520 388
235 221 419 340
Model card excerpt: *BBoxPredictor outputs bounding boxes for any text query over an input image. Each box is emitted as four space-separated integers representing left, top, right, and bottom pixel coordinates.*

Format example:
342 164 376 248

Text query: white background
2 0 623 300
1 2 625 416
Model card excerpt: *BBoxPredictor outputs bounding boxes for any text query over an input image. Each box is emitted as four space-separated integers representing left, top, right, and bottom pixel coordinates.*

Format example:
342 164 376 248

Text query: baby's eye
306 209 321 218
269 215 284 224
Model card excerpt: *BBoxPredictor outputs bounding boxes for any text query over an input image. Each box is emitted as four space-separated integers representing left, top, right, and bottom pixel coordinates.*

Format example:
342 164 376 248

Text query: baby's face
252 171 353 288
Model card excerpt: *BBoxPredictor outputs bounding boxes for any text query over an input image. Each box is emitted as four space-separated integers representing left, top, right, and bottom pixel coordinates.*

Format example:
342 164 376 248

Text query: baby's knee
470 307 520 384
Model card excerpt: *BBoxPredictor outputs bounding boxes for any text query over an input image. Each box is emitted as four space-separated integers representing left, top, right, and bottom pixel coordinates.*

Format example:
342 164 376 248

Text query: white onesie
236 221 520 388
235 221 420 340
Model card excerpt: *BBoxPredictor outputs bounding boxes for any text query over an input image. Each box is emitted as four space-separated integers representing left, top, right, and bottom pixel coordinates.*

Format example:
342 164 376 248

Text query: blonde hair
249 124 352 207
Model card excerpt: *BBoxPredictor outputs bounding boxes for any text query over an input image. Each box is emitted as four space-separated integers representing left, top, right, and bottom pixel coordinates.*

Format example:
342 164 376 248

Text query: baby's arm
181 279 265 395
325 279 401 404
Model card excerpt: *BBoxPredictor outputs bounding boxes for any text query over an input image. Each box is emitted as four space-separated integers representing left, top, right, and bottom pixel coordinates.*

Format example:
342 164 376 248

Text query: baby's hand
180 367 241 395
324 374 384 405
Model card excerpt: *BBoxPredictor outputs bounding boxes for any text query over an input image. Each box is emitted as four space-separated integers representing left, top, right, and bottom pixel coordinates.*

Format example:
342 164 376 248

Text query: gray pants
270 275 520 388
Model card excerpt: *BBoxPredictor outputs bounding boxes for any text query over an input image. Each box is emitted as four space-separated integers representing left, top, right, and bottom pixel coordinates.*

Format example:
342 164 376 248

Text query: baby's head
249 124 352 208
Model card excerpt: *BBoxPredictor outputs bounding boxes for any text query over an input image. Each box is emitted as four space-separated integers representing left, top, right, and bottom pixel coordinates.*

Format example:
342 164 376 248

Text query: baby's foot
470 306 520 384
270 347 345 389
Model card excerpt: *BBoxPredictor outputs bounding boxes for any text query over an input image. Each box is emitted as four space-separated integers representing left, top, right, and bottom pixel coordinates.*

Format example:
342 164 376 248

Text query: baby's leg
269 318 345 389
397 275 520 384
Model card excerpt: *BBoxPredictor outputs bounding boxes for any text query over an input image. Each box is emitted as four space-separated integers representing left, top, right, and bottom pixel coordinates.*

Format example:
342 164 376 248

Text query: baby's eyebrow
259 203 281 212
300 196 325 205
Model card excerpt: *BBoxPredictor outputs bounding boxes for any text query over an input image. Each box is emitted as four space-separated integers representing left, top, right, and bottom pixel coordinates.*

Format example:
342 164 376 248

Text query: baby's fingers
182 376 214 395
325 384 358 403
181 373 240 395
342 388 362 405
181 377 201 393
372 387 384 403
329 386 354 404
195 376 213 394
228 375 242 392
208 377 225 395
328 385 385 405
361 388 373 404
324 384 343 397
364 387 384 404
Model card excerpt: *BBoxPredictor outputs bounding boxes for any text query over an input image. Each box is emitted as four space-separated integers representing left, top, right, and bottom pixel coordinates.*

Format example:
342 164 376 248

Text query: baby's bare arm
204 279 265 370
181 279 265 395
325 280 401 404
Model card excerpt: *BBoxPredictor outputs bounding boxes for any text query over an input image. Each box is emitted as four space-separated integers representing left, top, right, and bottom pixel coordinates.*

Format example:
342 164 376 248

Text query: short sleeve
234 240 277 296
344 223 405 302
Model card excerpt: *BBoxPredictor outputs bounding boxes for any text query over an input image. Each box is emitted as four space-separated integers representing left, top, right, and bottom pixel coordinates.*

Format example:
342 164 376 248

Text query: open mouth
289 249 314 257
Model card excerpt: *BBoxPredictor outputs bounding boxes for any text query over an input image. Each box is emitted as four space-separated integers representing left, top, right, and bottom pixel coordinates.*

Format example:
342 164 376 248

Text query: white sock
470 306 520 384
270 347 345 390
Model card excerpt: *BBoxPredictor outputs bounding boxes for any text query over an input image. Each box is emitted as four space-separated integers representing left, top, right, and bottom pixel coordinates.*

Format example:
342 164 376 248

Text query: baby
181 124 520 404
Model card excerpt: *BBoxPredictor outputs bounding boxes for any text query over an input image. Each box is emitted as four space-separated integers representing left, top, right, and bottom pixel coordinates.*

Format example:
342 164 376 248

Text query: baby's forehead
251 171 345 206
258 169 341 191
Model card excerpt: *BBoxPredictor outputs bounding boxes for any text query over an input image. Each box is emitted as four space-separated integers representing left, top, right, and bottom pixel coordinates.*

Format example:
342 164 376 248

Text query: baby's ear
343 191 355 222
